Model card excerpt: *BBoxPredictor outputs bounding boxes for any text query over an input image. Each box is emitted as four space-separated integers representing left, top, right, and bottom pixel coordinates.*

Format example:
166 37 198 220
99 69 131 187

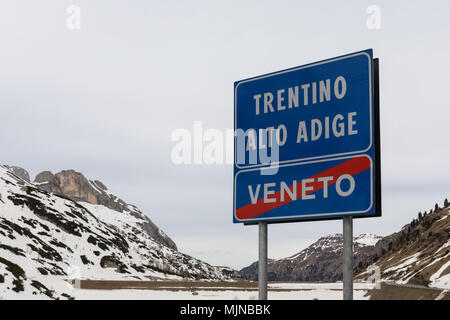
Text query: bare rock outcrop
33 169 177 250
3 165 31 183
34 171 63 194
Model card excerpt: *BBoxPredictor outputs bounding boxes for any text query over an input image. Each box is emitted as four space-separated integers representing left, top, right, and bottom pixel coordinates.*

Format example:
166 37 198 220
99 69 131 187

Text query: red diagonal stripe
236 156 371 220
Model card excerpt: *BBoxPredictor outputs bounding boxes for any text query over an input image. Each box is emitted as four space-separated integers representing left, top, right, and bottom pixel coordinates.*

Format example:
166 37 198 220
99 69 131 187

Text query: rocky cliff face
240 233 382 282
33 169 177 250
3 165 30 183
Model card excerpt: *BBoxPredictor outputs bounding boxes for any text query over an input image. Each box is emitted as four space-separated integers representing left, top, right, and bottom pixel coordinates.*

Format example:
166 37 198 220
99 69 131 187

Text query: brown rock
4 165 31 183
34 171 63 194
33 169 177 250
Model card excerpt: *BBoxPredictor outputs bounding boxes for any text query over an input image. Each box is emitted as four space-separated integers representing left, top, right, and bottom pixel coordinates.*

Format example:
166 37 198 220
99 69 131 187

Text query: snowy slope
33 169 177 250
0 166 231 299
357 205 450 289
354 234 381 247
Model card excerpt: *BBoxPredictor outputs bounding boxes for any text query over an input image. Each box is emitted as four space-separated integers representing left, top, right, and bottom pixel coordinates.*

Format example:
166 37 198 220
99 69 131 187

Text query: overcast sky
1 1 449 269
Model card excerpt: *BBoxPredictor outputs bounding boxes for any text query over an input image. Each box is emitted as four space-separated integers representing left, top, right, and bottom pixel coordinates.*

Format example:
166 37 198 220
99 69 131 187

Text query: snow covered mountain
0 165 233 299
240 233 382 282
357 201 450 289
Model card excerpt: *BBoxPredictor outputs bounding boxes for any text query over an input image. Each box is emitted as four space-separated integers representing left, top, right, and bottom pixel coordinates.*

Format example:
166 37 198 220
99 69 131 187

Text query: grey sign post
343 216 353 300
258 222 268 300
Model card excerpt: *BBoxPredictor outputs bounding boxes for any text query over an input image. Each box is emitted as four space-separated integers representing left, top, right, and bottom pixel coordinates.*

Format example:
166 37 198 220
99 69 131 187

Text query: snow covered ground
69 282 372 300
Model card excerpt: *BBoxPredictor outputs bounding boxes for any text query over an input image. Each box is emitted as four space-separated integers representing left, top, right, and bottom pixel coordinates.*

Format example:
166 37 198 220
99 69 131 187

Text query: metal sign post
258 222 268 300
343 216 353 300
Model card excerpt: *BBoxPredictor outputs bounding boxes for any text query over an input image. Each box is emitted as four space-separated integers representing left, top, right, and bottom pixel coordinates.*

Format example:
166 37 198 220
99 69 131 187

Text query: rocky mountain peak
33 169 177 250
3 165 30 183
354 233 382 246
35 170 110 206
34 171 63 194
240 232 382 282
56 170 96 203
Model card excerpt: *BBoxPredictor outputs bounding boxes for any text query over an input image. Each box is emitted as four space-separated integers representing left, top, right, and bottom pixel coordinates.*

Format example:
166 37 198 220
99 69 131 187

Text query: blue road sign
234 49 380 223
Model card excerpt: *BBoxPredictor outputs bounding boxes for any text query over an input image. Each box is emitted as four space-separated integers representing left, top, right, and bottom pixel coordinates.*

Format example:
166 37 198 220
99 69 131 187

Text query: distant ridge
240 233 382 282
